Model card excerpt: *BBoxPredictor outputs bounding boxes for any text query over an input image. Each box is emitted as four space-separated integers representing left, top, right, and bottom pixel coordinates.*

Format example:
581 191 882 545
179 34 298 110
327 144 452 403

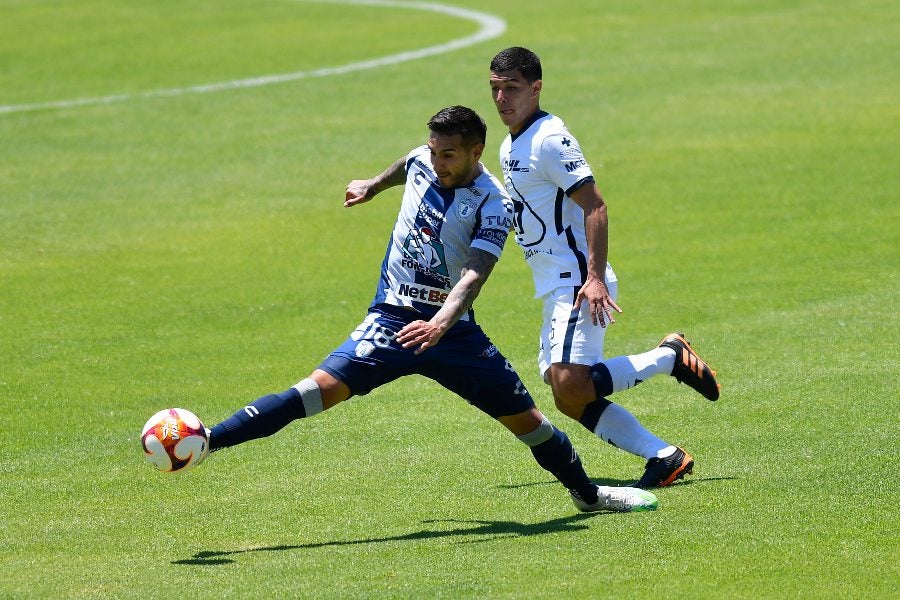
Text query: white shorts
538 265 618 381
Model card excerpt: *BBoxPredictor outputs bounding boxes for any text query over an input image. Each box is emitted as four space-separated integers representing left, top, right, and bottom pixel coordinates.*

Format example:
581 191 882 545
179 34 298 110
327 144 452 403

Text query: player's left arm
344 156 407 207
570 182 622 327
396 248 498 354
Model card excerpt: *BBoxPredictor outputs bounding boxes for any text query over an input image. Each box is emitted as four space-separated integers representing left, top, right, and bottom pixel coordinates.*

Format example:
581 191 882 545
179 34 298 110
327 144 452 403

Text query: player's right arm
396 247 499 354
538 132 621 326
344 156 408 207
570 182 621 327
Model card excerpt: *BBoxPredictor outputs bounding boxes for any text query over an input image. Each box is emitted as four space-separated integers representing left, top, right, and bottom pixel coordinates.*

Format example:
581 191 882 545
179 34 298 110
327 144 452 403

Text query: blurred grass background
1 0 897 597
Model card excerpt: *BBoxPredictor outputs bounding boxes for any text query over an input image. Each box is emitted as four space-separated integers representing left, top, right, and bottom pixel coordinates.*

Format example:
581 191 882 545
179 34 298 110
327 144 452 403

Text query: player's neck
510 106 542 136
463 163 483 187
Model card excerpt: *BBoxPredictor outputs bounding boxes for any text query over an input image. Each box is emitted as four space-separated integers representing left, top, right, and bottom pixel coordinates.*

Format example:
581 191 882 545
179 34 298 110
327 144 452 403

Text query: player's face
428 132 484 189
490 70 542 134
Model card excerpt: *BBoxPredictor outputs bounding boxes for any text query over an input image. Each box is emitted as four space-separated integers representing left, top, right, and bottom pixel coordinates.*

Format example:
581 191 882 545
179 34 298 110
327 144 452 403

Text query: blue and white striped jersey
370 145 513 319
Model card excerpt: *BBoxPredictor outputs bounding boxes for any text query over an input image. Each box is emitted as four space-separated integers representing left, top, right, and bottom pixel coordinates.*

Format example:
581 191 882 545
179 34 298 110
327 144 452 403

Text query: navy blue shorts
318 304 535 418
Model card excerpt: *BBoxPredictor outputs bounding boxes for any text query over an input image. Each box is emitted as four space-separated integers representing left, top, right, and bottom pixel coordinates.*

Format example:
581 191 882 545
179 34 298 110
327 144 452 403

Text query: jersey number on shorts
351 313 398 349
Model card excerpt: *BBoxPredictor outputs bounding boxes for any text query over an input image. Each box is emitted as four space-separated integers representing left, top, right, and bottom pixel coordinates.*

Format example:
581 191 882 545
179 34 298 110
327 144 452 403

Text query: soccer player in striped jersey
489 47 721 489
198 106 657 513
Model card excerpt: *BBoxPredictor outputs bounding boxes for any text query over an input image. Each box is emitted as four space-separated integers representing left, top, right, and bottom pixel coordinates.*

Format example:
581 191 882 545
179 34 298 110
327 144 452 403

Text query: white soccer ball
141 408 209 473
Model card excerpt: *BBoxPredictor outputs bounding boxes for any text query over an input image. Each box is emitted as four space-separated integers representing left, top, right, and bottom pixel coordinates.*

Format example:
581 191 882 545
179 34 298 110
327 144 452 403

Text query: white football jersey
499 111 599 298
370 145 513 319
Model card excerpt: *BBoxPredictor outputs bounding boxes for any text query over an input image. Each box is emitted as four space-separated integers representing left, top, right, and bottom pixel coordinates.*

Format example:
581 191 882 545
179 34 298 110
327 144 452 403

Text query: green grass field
2 0 897 597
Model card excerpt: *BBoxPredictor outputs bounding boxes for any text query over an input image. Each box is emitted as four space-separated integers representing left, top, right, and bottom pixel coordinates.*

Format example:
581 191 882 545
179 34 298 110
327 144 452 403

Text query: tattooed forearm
434 248 498 328
368 157 408 198
455 249 497 309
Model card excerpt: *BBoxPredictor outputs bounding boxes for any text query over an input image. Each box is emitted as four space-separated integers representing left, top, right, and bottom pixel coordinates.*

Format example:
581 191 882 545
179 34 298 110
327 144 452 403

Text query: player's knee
516 417 555 447
309 369 351 409
549 365 595 412
292 378 325 417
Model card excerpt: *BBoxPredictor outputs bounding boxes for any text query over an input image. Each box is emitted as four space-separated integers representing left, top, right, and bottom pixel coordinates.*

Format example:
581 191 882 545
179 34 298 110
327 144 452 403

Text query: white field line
0 0 505 115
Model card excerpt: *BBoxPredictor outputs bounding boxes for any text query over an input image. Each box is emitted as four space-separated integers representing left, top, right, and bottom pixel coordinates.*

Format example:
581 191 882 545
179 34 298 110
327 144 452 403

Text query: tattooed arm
396 248 499 354
344 156 408 207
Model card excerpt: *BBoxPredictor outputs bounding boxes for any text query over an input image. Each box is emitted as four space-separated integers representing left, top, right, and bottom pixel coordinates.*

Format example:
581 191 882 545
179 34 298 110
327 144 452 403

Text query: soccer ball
141 408 209 473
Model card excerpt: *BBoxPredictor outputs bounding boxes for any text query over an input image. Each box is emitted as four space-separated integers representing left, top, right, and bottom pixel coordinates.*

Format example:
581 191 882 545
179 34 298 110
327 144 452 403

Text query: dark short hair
490 47 542 82
427 105 487 146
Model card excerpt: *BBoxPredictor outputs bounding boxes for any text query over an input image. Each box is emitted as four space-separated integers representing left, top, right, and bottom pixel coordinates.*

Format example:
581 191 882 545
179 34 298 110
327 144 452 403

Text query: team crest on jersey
455 195 480 220
355 340 375 358
402 227 449 276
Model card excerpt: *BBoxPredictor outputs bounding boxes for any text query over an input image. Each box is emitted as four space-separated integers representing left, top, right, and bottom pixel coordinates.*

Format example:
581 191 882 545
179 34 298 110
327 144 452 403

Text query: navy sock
210 388 305 450
589 363 615 398
578 397 612 433
530 426 598 503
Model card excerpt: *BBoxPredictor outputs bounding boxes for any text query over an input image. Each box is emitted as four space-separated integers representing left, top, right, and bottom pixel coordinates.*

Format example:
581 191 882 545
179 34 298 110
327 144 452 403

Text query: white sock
292 378 323 417
594 403 672 460
656 445 677 459
603 347 676 393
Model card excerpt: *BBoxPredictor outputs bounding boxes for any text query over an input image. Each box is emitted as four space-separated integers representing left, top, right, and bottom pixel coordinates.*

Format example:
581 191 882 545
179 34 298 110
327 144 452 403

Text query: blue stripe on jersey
473 193 484 231
371 234 395 307
411 184 455 285
554 187 565 235
562 287 580 363
564 225 588 285
417 183 455 235
556 187 587 285
471 192 509 249
406 153 429 174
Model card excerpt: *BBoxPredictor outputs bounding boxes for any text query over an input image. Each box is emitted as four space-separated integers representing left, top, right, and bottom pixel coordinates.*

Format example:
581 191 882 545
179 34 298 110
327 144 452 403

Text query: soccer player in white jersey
489 47 721 488
188 106 658 513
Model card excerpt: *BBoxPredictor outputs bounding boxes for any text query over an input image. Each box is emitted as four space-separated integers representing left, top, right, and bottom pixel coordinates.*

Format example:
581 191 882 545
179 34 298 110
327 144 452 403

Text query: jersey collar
510 110 549 142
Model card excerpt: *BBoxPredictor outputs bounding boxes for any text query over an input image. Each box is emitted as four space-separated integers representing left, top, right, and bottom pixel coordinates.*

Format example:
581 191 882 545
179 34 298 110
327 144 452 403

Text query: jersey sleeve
470 192 513 258
538 132 595 195
405 144 430 171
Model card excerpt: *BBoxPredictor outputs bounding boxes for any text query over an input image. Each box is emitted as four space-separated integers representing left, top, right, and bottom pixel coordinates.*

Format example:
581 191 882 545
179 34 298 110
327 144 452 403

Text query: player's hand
344 180 373 207
574 277 622 327
397 319 447 355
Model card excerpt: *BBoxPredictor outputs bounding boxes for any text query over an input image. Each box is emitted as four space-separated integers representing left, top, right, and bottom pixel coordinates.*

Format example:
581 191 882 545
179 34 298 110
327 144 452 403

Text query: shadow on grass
499 476 738 489
666 476 738 486
497 477 634 489
173 513 604 566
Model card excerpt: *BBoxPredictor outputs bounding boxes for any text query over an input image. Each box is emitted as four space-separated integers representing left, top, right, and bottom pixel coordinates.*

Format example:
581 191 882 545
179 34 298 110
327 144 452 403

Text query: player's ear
471 142 485 161
532 79 542 97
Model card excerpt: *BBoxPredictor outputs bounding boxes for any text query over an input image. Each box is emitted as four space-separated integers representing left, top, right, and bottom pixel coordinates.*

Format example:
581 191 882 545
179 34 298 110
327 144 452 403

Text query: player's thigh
423 326 535 419
538 287 606 375
316 310 413 398
547 362 595 413
537 276 618 378
497 406 547 437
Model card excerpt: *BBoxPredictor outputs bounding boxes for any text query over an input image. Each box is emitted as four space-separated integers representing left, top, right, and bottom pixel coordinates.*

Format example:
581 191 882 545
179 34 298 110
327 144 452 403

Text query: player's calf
517 417 599 507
